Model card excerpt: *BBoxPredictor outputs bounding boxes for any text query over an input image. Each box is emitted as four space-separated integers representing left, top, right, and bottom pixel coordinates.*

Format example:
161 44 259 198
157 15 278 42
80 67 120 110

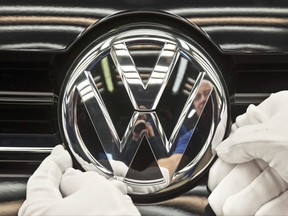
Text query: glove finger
59 171 141 216
255 189 288 216
61 170 125 197
217 128 288 182
208 158 235 191
208 159 267 215
109 160 128 178
49 145 73 173
231 91 288 131
222 167 288 216
64 167 83 176
60 168 84 197
216 92 288 182
110 179 128 194
26 145 72 201
61 161 129 197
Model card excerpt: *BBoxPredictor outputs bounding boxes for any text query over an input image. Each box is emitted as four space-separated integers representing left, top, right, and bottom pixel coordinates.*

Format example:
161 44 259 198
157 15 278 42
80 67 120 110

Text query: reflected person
113 109 167 167
158 80 214 179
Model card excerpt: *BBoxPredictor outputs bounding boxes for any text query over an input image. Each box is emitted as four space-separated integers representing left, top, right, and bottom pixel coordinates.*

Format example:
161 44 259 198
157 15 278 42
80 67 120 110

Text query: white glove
59 168 140 216
18 145 140 216
71 150 170 194
208 91 288 215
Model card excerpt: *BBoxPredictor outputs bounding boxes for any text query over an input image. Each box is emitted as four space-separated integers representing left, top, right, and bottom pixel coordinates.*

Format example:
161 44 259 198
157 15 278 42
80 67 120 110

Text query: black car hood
0 0 287 53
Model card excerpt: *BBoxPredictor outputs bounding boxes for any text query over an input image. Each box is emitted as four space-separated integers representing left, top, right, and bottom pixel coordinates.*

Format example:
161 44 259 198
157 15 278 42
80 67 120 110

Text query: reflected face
193 81 213 116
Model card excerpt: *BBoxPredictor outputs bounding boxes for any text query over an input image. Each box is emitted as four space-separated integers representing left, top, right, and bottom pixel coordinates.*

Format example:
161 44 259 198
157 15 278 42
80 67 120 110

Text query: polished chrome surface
232 93 270 105
60 24 228 198
0 91 57 105
110 41 179 110
0 2 287 53
0 147 52 153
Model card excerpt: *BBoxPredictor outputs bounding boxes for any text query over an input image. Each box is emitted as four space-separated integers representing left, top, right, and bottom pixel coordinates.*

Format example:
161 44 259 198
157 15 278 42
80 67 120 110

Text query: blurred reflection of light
203 26 288 34
172 58 188 94
182 77 195 96
0 25 84 33
123 79 142 85
0 6 117 16
0 15 98 50
93 76 104 92
129 50 160 56
93 76 101 83
77 83 94 102
0 42 65 49
106 153 113 160
183 89 190 96
221 43 276 51
185 16 288 52
188 109 196 119
0 16 97 25
101 57 114 93
189 17 288 26
135 67 153 73
170 7 288 16
153 65 169 73
121 66 138 72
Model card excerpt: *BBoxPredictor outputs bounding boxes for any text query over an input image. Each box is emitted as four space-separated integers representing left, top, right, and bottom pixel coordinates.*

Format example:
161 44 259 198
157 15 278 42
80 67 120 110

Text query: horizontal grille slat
0 51 61 159
0 91 57 105
229 54 288 121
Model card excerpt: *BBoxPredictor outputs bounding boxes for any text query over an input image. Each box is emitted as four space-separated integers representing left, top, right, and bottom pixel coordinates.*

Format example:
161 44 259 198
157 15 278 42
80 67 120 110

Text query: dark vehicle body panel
0 0 287 53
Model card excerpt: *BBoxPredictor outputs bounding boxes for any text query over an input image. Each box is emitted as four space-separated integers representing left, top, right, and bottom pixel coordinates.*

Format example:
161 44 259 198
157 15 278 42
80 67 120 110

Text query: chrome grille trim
0 91 58 105
231 93 270 105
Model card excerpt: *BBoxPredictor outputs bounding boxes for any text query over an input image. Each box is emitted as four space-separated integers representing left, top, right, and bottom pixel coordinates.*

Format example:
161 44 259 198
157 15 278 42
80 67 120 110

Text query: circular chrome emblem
59 23 228 200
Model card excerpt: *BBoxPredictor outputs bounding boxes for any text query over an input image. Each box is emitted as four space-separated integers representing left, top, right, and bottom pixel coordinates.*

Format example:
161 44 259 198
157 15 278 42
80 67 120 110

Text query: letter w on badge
76 41 212 182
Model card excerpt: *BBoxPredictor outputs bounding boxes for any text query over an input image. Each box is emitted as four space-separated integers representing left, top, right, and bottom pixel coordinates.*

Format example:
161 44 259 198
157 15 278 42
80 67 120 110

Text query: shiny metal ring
59 23 229 200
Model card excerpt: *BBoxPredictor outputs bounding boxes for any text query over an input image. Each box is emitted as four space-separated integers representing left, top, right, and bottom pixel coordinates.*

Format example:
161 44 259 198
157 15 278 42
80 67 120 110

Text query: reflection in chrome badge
59 24 229 200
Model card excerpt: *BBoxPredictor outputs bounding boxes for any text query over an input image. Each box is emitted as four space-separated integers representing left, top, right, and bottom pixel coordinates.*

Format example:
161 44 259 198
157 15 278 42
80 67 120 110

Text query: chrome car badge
59 24 229 200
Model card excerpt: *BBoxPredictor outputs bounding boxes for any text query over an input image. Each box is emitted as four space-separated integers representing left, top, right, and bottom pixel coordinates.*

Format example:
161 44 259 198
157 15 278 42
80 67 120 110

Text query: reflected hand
208 91 288 215
132 120 154 141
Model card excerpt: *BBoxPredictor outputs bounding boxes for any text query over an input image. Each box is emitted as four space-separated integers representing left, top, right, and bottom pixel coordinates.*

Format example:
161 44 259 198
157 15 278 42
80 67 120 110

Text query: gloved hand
59 167 140 215
73 151 170 194
208 91 288 215
18 145 140 216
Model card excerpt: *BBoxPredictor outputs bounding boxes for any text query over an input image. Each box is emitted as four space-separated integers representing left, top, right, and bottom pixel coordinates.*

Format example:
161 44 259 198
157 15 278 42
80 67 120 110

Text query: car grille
0 50 288 165
0 51 60 166
230 54 288 120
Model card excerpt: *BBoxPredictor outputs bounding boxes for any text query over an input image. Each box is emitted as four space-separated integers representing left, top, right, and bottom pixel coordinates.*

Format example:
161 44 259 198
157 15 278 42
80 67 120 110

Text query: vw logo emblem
59 24 228 201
